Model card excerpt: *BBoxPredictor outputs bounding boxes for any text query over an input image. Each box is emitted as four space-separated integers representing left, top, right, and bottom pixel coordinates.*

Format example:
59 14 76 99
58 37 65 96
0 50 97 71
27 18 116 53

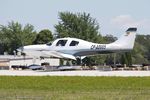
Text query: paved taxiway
0 70 150 76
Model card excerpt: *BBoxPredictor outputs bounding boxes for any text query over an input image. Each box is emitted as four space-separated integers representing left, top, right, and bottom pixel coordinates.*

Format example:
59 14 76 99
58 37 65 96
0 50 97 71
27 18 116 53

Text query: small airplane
17 28 137 60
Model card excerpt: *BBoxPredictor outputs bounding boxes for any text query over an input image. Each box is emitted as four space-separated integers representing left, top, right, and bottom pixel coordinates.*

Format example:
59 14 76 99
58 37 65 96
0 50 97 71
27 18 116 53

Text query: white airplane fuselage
17 28 137 60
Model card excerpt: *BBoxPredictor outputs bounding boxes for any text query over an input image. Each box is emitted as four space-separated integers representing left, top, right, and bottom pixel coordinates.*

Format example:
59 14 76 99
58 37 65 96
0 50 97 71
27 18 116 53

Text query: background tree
33 29 53 44
0 21 36 54
103 34 117 43
131 37 149 64
55 12 104 42
103 35 118 65
120 52 132 66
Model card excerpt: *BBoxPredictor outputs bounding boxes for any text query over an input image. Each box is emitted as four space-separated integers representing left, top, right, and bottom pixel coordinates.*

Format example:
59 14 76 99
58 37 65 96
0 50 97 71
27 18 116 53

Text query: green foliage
82 55 107 66
0 76 150 100
55 12 103 43
105 54 115 65
120 52 132 66
0 21 36 54
131 35 150 64
103 34 117 43
33 29 53 44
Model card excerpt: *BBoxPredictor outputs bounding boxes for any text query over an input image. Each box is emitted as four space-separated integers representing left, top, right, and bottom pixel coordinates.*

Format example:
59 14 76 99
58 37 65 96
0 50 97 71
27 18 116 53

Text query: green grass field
0 76 150 100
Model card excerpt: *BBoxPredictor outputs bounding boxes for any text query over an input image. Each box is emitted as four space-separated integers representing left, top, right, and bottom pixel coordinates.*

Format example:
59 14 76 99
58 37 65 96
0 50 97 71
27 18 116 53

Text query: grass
0 76 150 100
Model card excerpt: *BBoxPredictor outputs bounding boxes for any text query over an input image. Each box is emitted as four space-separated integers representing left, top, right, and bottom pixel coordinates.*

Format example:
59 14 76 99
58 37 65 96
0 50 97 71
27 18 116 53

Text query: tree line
0 12 149 65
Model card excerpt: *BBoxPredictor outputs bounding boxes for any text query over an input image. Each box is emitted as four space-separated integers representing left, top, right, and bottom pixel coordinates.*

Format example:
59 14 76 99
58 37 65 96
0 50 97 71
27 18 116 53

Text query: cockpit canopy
46 38 80 47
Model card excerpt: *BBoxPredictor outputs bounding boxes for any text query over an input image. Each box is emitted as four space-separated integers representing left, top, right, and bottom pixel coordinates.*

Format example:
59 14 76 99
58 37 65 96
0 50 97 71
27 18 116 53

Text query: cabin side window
56 40 67 46
69 40 79 46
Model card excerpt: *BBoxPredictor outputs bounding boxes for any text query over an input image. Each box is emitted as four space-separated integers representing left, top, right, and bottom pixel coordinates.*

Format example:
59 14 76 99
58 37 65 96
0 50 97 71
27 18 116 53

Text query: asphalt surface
0 70 150 77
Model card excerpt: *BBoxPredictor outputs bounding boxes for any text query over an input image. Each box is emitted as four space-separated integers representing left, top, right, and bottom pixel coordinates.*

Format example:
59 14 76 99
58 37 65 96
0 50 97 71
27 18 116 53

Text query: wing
42 51 76 60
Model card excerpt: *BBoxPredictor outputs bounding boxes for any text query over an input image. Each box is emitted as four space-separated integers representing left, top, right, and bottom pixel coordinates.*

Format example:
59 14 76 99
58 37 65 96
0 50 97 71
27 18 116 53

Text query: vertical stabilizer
112 28 137 50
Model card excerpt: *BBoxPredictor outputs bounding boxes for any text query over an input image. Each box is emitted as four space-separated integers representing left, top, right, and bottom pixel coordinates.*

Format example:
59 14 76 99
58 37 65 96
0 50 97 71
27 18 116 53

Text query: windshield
46 41 53 46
